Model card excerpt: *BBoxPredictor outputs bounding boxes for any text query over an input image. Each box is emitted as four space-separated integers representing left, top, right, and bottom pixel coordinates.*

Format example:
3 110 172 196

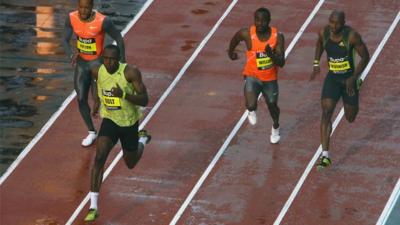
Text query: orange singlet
243 25 278 81
70 11 105 61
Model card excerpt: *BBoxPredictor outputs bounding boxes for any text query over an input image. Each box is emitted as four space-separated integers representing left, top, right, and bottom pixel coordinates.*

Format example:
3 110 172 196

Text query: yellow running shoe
84 208 98 222
316 156 332 171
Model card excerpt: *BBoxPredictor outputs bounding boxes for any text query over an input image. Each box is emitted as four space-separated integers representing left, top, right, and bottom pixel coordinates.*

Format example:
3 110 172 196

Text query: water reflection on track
0 0 147 175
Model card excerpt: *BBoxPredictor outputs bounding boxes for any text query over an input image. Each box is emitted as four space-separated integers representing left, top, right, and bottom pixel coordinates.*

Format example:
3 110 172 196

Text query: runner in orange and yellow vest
309 10 370 170
228 7 285 144
62 0 126 147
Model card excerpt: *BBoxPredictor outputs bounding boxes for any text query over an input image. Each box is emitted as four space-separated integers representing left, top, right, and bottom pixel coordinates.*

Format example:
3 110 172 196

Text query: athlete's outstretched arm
123 65 149 107
62 17 76 63
267 33 285 67
310 29 325 81
228 28 248 60
103 18 126 63
345 30 370 96
90 65 101 117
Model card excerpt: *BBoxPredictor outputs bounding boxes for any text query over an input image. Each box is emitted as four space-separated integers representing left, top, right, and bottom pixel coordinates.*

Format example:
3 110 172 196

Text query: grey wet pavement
0 0 147 175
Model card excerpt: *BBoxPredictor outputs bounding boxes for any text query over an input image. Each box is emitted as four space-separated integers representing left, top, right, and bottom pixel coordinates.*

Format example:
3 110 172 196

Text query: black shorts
244 76 279 104
98 118 139 151
321 75 359 106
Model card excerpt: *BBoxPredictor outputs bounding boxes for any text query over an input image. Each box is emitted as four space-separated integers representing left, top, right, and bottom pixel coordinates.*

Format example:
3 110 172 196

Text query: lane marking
273 11 400 225
376 178 400 225
66 1 240 224
0 0 155 186
168 1 325 224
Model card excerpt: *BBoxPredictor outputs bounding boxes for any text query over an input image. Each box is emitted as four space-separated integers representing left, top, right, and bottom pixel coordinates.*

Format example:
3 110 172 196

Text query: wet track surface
0 0 147 175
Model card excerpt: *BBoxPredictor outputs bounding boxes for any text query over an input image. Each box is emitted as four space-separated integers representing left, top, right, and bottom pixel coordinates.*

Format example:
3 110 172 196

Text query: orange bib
243 26 278 81
70 11 105 61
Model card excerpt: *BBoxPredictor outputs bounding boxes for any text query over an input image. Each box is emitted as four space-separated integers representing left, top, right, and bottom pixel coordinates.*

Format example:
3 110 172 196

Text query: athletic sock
322 150 329 158
89 192 99 210
139 136 148 145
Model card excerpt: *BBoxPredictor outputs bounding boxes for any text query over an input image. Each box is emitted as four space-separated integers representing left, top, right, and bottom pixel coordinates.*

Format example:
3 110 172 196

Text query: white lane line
168 1 325 224
376 178 400 225
0 0 155 186
66 1 240 224
273 11 400 225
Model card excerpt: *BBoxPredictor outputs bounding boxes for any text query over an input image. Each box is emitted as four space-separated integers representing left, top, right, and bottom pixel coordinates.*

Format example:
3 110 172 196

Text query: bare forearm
271 53 285 67
63 17 74 58
228 36 240 54
115 37 126 62
124 93 148 107
314 42 324 62
353 57 369 78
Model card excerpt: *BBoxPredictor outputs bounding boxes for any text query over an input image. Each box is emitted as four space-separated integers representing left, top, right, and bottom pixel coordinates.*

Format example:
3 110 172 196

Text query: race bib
256 52 273 70
77 37 97 55
328 57 351 74
102 90 121 110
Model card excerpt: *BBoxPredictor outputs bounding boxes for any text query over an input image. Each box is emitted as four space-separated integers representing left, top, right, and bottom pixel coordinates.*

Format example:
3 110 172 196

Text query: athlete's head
78 0 94 21
102 44 120 73
254 7 271 33
329 10 345 35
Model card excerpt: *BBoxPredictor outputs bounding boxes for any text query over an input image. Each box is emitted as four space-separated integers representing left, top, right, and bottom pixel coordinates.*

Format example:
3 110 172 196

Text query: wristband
313 60 320 67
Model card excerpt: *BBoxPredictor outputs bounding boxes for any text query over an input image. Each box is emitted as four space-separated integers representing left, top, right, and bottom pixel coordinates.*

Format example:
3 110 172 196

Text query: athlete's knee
345 111 358 123
321 107 334 121
77 95 89 107
246 104 257 111
267 101 279 110
124 153 140 169
126 160 139 169
93 157 106 170
94 150 108 168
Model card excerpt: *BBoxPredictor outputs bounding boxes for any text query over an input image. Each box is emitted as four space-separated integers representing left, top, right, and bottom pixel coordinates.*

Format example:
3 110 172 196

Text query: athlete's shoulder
69 10 78 17
124 64 141 79
239 27 250 36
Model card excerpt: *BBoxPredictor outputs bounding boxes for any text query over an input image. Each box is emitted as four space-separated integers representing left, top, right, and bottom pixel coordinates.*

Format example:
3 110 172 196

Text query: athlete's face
78 0 93 20
102 49 120 74
254 12 270 33
329 14 345 35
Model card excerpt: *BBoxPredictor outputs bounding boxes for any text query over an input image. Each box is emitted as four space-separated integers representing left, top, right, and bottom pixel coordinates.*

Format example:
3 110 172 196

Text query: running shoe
270 126 280 144
84 208 98 222
248 111 257 125
138 129 151 144
316 156 332 171
81 131 97 147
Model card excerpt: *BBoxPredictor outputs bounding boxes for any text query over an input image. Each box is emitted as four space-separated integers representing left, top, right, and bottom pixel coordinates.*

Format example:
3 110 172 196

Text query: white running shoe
270 126 280 144
248 111 257 125
81 131 97 147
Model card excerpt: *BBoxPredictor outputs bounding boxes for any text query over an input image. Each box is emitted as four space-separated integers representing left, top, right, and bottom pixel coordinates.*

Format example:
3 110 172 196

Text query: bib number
256 52 273 70
102 90 121 110
77 37 97 55
328 61 350 73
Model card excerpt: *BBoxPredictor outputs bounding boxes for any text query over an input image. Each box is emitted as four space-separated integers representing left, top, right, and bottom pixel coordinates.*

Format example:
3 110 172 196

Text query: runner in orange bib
62 0 126 147
228 7 285 144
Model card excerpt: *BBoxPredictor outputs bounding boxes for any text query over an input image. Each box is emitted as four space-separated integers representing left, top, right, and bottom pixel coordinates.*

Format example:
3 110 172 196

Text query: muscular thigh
74 58 101 92
261 80 278 104
341 79 359 106
321 75 342 102
98 118 119 145
244 76 262 96
118 121 139 152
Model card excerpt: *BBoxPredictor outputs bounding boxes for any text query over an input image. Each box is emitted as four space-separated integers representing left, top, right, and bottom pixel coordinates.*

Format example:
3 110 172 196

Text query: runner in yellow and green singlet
84 45 151 222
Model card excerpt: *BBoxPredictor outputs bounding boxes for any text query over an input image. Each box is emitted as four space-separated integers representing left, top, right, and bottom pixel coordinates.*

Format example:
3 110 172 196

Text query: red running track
1 0 399 225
